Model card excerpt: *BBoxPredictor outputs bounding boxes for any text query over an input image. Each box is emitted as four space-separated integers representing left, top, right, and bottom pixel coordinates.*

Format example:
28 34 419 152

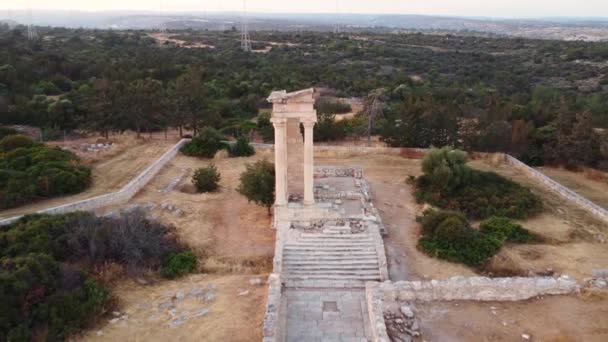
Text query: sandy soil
82 151 277 341
411 294 608 341
0 133 178 219
470 159 608 281
108 151 277 265
80 275 268 342
536 166 608 209
148 33 215 49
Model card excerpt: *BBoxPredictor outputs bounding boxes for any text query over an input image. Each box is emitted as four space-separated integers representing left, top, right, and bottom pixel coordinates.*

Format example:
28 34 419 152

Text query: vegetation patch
417 209 539 267
181 127 227 158
192 164 221 193
413 147 542 220
0 135 91 209
237 159 275 215
479 216 542 243
228 136 255 157
161 251 198 279
0 211 195 341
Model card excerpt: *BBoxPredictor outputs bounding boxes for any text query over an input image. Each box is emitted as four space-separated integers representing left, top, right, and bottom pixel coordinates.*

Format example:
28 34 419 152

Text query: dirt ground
0 132 178 219
536 166 608 209
315 153 476 281
80 274 268 342
470 159 608 281
85 151 277 342
411 294 608 341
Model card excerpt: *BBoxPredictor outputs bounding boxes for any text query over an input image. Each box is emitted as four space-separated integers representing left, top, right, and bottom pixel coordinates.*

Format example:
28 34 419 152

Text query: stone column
302 120 315 205
272 118 288 206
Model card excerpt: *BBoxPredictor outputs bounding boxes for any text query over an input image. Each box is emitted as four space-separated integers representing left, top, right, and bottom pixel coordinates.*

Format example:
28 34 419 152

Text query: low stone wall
315 166 363 178
0 139 189 226
365 276 579 342
504 155 608 224
262 274 284 342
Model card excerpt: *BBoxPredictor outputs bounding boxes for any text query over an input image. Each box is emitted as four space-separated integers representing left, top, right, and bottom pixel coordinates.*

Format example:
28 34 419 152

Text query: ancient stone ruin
262 89 582 342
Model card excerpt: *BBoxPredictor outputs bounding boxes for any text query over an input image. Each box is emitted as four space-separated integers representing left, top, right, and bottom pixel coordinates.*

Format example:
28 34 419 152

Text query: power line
27 0 38 40
240 0 251 52
159 0 167 32
334 0 340 34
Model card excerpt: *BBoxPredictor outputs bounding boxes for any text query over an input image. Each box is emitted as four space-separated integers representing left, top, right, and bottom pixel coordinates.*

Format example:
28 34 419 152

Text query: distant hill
2 10 608 41
0 19 19 28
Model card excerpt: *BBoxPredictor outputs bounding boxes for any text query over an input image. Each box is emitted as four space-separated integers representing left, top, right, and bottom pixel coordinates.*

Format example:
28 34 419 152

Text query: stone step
283 259 379 265
284 279 369 288
283 252 378 258
284 274 381 280
297 238 373 243
286 269 381 276
284 246 375 251
288 242 375 248
298 234 370 239
284 259 379 266
285 266 379 273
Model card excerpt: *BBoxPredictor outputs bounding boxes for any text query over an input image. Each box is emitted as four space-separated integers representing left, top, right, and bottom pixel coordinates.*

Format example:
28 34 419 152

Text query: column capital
270 117 287 126
300 118 317 127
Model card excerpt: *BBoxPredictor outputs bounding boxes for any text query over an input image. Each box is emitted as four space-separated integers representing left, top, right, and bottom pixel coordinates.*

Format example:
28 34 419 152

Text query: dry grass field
536 166 608 209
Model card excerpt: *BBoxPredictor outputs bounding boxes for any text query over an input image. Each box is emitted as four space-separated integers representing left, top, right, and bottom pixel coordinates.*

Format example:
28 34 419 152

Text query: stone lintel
272 112 318 121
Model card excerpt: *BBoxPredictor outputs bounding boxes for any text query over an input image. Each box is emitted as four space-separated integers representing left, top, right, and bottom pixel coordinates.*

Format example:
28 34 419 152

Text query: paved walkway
284 289 370 342
277 173 388 341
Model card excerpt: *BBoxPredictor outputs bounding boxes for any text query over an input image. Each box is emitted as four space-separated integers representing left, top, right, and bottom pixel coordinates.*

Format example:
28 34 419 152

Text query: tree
126 78 164 138
237 159 275 215
362 88 386 146
421 147 471 195
192 165 221 193
171 67 218 136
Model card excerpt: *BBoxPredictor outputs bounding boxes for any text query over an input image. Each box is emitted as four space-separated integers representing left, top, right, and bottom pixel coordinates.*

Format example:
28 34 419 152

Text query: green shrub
0 144 91 209
181 127 226 158
0 134 34 151
237 159 275 215
414 147 542 219
229 136 255 157
417 209 502 266
0 127 18 139
417 210 540 267
192 164 221 193
256 113 274 143
0 211 190 340
161 251 197 279
479 216 540 243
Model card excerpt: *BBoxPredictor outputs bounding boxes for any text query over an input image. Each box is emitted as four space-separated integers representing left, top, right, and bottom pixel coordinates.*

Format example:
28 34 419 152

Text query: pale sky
3 0 608 18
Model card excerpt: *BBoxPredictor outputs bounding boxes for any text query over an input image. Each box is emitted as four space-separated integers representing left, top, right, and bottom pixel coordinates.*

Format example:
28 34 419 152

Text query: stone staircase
283 225 382 288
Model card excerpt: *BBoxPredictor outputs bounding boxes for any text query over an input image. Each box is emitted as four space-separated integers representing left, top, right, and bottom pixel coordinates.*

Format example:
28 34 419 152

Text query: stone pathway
283 225 382 288
284 289 370 342
274 172 388 341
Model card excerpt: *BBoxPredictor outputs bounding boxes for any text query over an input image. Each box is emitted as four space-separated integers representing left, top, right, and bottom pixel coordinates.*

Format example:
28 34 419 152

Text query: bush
0 211 190 340
417 209 502 267
0 127 18 139
479 216 540 243
237 159 275 215
192 164 221 193
0 143 91 209
229 136 255 157
417 210 540 267
161 251 198 279
256 112 274 143
181 127 226 158
0 134 34 151
414 147 542 219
